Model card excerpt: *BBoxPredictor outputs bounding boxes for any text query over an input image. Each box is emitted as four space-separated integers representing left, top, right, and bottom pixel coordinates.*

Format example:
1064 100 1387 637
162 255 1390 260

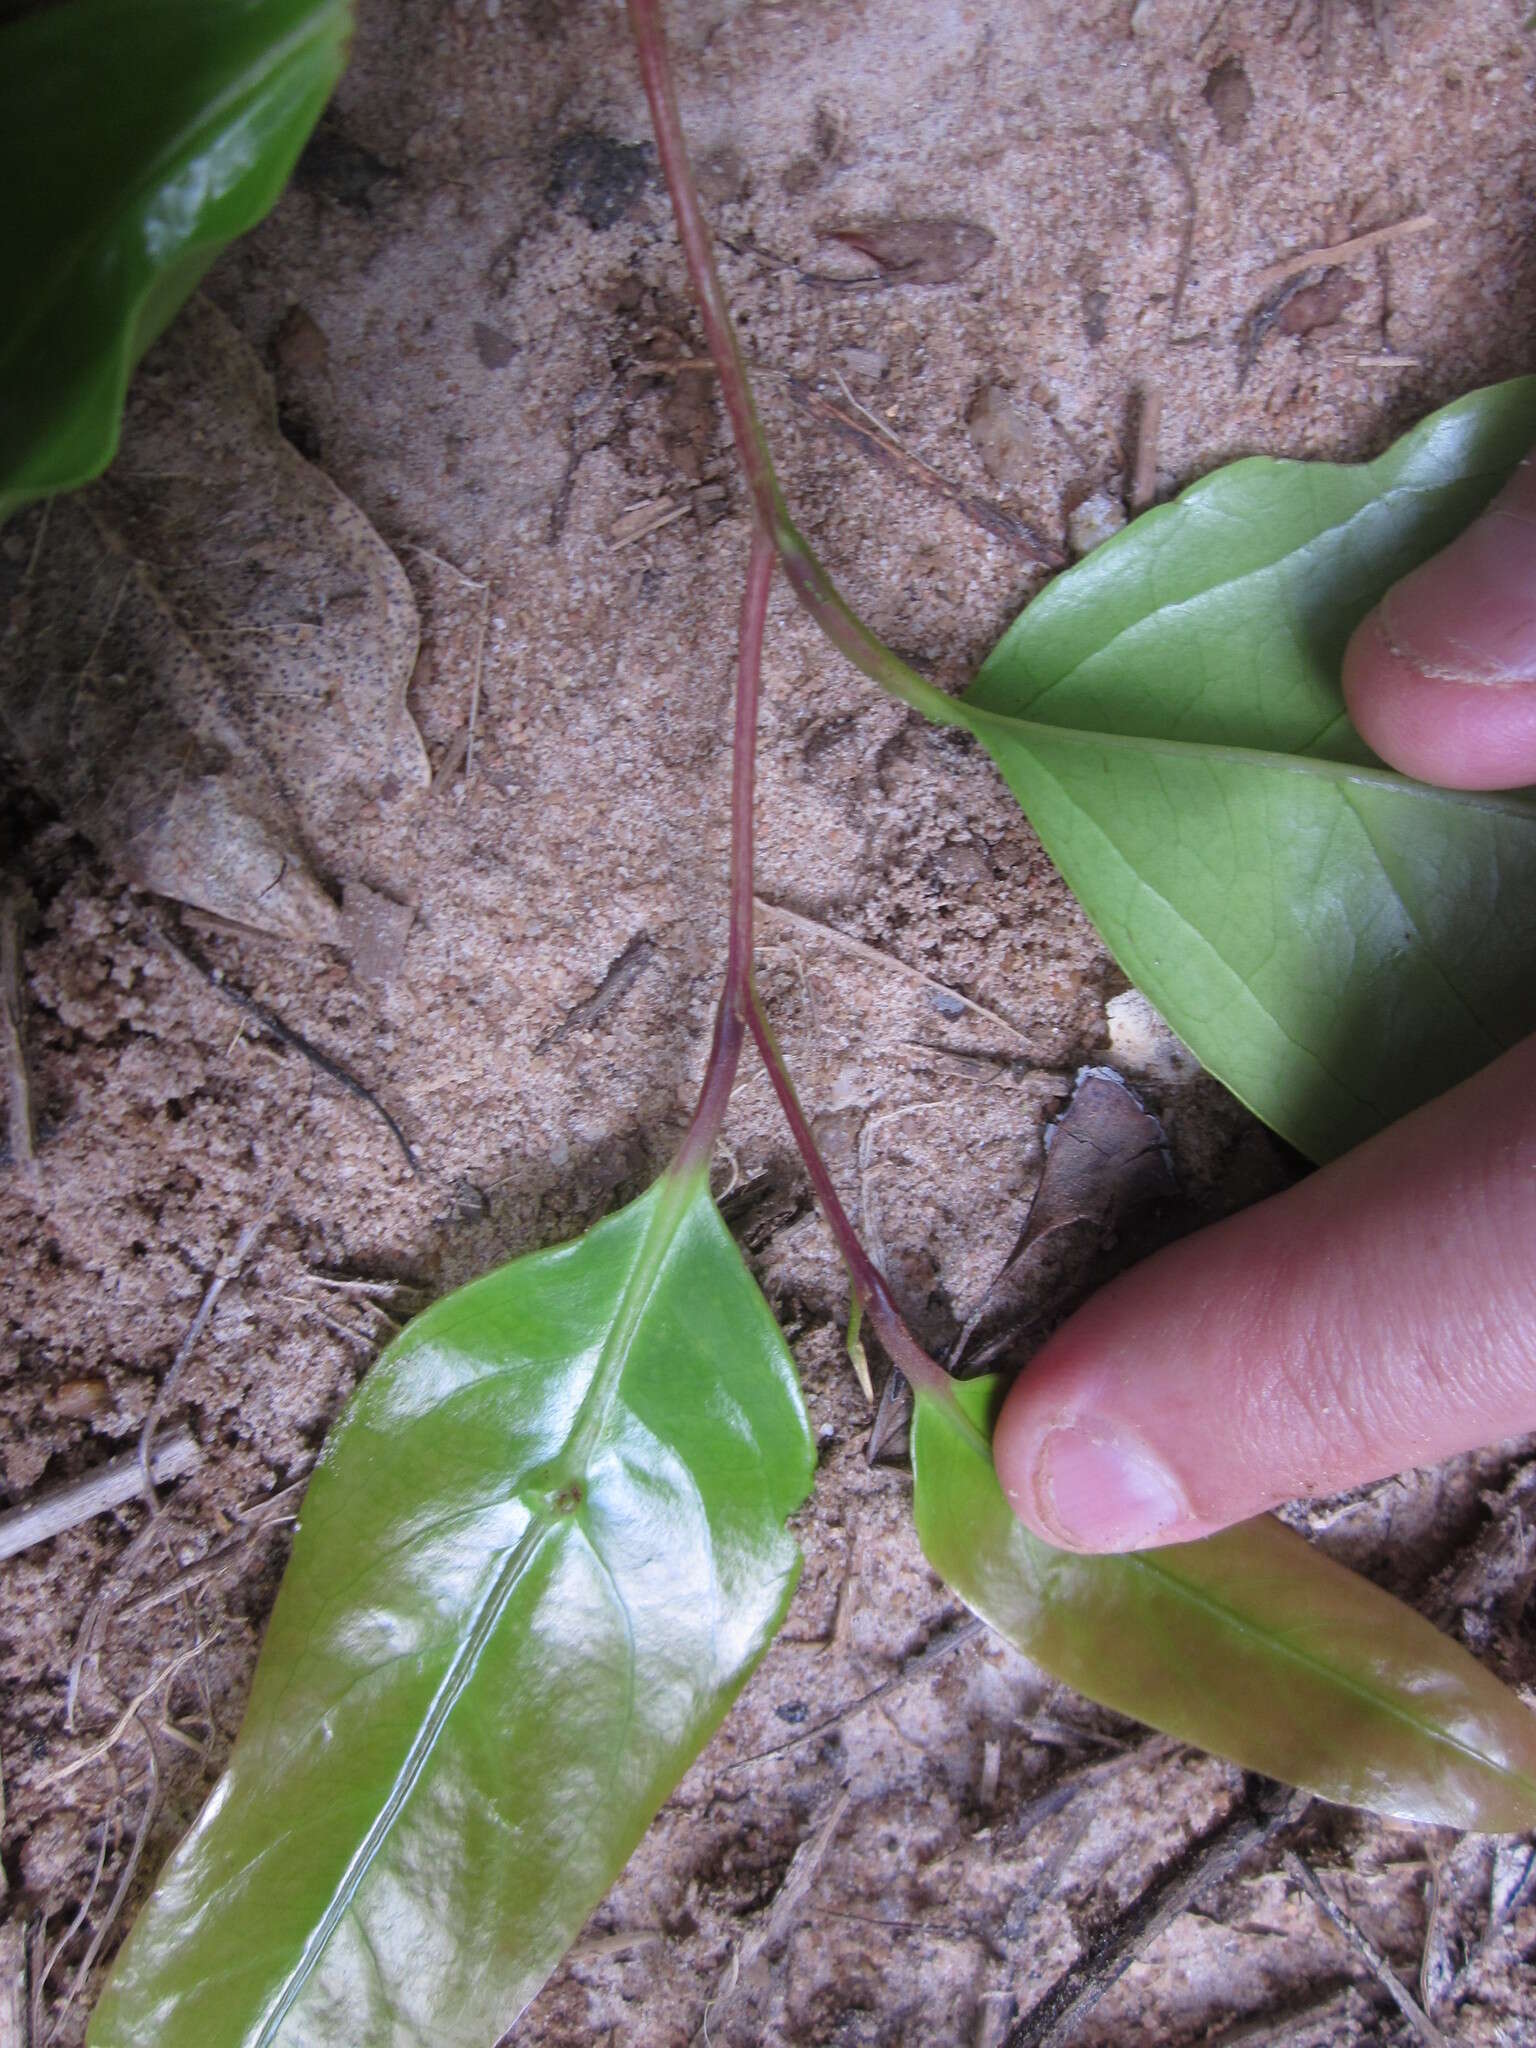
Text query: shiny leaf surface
962 380 1536 1161
0 0 352 520
89 1171 814 2048
914 1379 1536 1830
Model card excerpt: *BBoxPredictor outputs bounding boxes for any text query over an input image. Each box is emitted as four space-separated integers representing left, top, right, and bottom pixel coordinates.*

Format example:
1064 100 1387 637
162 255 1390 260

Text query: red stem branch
674 528 775 1177
642 0 979 1440
626 0 966 733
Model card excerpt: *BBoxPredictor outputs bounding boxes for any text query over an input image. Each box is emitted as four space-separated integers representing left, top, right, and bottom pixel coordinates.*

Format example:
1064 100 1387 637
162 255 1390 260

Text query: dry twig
0 1430 200 1565
138 1202 274 1510
0 1917 30 2048
724 1614 983 1772
1005 1786 1308 2048
786 378 1062 564
1251 212 1435 291
1282 1849 1448 2048
46 1725 159 2042
755 899 1032 1048
156 925 417 1170
0 890 35 1179
1130 388 1163 514
41 1640 213 1790
692 1786 852 2044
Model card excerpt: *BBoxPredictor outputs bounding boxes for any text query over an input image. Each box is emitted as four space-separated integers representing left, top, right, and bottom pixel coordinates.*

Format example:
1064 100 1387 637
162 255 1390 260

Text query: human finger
991 1035 1536 1552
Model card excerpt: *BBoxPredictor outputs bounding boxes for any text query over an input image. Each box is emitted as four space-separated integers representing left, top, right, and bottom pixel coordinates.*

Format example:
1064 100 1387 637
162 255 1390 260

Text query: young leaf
913 1378 1536 1831
962 380 1536 1162
88 1170 814 2048
0 0 352 521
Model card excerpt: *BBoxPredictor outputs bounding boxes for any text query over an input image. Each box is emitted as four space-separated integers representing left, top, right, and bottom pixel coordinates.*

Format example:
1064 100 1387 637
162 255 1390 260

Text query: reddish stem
674 529 775 1177
626 0 964 734
744 986 968 1418
641 0 977 1436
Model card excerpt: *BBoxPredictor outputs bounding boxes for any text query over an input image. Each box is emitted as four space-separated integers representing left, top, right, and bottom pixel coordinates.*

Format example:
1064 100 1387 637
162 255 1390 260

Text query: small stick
0 1915 32 2048
48 1723 159 2041
138 1202 274 1511
464 584 489 782
0 1430 200 1564
155 926 418 1171
40 1639 213 1788
691 1785 851 2044
755 899 1032 1047
32 1829 106 2023
0 890 36 1179
786 378 1062 565
1198 1984 1363 2047
724 1614 983 1772
1130 388 1162 514
1005 1787 1307 2048
1251 212 1436 291
1282 1850 1449 2048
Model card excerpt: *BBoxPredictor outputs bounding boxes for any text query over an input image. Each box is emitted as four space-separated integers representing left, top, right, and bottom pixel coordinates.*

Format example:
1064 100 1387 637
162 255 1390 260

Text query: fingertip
1341 449 1536 791
993 1322 1214 1555
1343 613 1536 790
992 1039 1536 1557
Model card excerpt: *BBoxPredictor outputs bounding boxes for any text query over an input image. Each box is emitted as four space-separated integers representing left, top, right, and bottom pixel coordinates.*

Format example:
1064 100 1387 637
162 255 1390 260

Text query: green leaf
913 1379 1536 1831
0 0 352 522
961 380 1536 1162
88 1171 814 2048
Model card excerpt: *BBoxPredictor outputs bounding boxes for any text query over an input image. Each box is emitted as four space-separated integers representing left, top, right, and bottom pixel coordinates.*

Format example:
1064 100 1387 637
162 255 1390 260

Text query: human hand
993 449 1536 1552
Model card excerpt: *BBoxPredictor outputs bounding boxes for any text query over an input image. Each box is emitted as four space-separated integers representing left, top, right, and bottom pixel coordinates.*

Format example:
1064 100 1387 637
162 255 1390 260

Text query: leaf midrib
962 701 1536 819
935 1403 1536 1807
1123 1542 1535 1800
250 1172 701 2044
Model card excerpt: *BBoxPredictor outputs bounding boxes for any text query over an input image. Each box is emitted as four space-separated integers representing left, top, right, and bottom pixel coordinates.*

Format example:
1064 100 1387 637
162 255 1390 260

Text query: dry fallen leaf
950 1064 1174 1370
0 296 427 943
823 217 995 286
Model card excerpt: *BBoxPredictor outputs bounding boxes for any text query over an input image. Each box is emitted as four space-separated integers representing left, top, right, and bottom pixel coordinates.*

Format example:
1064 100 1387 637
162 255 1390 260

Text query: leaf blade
88 1173 814 2048
0 0 352 518
961 380 1536 1160
913 1379 1536 1831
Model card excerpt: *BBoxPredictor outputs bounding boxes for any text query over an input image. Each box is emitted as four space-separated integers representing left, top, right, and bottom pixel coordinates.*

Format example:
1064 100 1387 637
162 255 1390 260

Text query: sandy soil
3 1 1536 2043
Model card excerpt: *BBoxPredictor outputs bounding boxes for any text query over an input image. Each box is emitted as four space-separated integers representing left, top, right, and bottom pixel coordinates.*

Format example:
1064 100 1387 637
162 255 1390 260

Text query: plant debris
822 218 996 286
950 1066 1174 1372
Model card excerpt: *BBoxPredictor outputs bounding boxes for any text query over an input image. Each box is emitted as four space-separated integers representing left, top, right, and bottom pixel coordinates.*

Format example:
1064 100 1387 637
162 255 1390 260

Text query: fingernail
1031 1424 1189 1551
1375 454 1536 687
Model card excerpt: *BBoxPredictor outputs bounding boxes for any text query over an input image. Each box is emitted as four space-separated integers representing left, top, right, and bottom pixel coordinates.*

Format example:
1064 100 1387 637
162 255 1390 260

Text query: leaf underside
0 0 352 520
914 1380 1536 1832
88 1175 814 2048
962 380 1536 1162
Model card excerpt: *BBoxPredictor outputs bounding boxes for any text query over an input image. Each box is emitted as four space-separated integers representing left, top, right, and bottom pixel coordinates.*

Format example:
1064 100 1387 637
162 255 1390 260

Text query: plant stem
626 0 968 736
745 985 988 1450
640 0 984 1448
674 528 775 1178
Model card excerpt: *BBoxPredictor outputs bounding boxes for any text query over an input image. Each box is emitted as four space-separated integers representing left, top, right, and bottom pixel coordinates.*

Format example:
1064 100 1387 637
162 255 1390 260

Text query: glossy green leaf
89 1170 814 2048
0 0 352 522
962 380 1536 1162
914 1379 1536 1830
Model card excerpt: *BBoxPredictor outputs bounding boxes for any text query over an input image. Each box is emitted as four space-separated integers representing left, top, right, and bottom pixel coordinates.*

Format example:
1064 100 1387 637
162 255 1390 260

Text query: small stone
1203 57 1254 144
1067 489 1127 557
270 304 329 378
55 1376 113 1421
471 321 518 370
695 141 748 207
342 881 416 989
1105 987 1201 1086
967 385 1034 490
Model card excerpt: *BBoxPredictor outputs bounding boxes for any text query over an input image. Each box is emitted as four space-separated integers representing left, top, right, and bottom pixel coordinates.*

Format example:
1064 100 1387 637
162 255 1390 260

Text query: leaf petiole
626 0 963 734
